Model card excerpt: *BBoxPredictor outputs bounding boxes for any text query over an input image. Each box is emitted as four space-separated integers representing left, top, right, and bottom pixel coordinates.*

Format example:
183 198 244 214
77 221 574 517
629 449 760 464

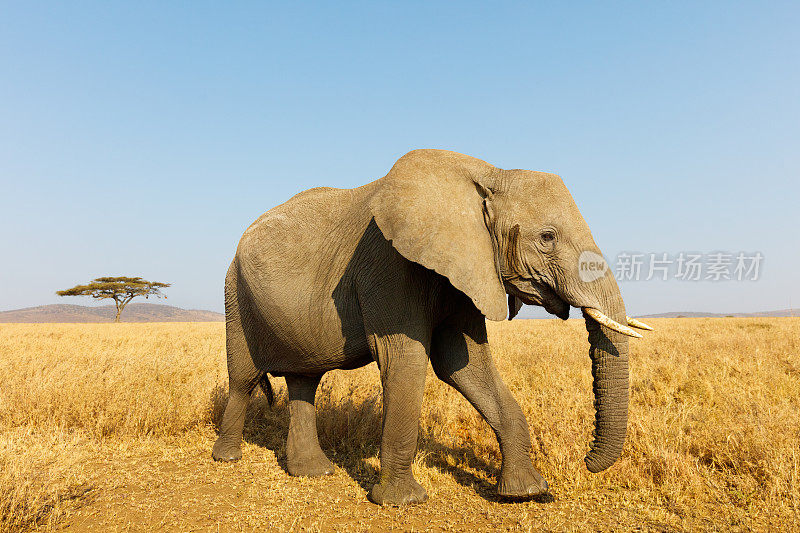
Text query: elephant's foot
286 450 335 477
212 437 242 462
368 477 428 506
497 463 549 499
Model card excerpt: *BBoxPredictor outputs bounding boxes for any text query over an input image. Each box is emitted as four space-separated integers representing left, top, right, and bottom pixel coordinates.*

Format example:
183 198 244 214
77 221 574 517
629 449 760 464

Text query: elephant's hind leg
285 374 335 477
211 331 259 461
213 265 261 462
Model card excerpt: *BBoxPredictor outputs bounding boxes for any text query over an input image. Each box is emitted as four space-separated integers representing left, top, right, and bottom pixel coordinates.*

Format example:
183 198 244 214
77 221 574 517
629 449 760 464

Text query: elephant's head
370 149 651 473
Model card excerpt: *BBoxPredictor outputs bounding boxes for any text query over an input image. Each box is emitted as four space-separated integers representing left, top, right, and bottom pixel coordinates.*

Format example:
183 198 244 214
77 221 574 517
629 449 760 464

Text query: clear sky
1 2 798 316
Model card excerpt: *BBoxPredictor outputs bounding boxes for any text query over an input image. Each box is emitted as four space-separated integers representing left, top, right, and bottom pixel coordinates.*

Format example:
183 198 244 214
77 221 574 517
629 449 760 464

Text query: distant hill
640 309 796 318
0 303 224 323
0 304 794 323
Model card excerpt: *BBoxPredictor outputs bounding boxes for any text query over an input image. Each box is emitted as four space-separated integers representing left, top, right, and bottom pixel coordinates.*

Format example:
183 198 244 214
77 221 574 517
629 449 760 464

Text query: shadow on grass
208 380 553 504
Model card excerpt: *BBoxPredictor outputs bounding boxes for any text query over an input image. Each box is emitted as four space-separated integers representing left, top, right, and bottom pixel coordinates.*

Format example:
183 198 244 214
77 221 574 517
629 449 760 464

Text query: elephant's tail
259 373 275 407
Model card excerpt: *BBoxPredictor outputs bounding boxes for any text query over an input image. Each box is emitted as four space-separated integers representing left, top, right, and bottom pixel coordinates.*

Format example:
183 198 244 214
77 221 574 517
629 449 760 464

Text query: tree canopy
57 276 171 322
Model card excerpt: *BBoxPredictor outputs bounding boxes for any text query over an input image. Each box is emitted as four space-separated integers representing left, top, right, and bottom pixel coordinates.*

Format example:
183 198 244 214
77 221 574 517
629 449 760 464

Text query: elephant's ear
368 150 508 321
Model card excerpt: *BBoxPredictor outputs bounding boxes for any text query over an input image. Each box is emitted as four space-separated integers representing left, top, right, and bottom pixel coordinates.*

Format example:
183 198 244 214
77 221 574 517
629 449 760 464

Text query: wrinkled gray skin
212 150 630 505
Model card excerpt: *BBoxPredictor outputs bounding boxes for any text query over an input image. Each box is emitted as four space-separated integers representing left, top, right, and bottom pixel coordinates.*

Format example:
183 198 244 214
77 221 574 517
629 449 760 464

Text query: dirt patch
60 429 635 532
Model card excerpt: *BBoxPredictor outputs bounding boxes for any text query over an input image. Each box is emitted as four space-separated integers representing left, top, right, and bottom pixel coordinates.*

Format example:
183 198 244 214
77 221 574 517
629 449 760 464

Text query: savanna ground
0 318 798 532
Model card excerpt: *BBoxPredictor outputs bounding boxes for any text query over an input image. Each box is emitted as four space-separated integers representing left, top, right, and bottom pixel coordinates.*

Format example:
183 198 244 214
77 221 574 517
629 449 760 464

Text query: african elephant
212 149 650 505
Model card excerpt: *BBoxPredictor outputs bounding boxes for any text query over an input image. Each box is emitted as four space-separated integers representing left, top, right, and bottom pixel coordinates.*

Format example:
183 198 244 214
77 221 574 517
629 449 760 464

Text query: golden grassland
0 318 798 531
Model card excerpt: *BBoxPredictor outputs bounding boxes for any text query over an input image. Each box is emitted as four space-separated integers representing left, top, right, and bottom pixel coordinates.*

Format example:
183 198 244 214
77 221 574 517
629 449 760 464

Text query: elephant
212 149 651 505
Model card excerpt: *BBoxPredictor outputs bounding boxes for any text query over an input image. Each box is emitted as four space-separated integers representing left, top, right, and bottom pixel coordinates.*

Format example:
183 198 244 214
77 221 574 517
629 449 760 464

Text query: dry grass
0 318 798 531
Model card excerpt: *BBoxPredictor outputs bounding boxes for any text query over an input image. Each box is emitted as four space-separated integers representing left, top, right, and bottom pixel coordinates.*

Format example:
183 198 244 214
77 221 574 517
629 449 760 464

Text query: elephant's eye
540 230 556 243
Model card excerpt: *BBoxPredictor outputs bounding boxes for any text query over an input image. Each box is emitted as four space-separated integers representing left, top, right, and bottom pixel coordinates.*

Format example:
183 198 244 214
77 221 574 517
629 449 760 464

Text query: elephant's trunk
581 283 630 473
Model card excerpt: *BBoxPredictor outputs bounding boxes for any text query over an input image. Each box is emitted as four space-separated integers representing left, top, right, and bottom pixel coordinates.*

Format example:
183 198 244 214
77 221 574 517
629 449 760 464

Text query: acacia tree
57 276 171 322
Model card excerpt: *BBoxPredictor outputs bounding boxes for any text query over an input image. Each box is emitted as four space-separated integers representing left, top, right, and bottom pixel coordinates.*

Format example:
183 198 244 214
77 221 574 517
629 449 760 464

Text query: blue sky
1 2 798 315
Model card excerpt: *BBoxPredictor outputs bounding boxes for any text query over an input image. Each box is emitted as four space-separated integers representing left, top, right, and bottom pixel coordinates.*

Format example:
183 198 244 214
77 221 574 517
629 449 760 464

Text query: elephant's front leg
431 314 549 499
367 333 430 506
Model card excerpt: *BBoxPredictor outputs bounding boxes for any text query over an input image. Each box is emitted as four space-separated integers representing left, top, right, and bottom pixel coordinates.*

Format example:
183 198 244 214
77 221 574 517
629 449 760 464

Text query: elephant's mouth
543 294 570 320
506 279 653 336
507 280 571 320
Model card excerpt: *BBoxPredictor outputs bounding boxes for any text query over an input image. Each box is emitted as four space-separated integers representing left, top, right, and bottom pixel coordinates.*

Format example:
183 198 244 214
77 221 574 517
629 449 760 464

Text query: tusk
626 316 654 331
583 308 643 338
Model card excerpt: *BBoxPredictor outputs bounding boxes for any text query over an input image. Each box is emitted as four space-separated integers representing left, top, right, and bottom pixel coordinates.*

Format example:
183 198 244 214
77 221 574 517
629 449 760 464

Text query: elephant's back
242 186 349 238
236 185 369 279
